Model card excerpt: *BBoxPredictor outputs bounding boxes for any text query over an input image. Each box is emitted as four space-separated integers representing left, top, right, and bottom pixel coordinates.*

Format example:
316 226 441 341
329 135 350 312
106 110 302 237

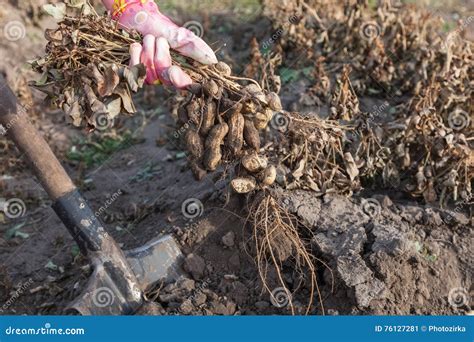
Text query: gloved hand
102 0 217 89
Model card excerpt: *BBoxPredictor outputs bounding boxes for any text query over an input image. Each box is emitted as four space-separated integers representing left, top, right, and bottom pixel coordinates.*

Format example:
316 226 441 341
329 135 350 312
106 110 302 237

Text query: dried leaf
42 4 66 20
84 84 107 114
105 96 123 118
122 64 146 92
64 89 82 127
113 85 135 114
45 28 63 42
99 65 120 97
344 152 359 181
292 159 306 180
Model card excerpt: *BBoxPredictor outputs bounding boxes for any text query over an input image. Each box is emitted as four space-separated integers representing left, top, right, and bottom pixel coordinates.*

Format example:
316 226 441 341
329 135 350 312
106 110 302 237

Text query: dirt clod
222 232 235 248
183 254 206 280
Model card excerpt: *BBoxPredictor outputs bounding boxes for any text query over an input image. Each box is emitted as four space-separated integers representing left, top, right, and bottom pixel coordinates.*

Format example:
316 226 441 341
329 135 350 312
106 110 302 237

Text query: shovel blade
67 261 143 315
125 235 183 291
67 235 182 315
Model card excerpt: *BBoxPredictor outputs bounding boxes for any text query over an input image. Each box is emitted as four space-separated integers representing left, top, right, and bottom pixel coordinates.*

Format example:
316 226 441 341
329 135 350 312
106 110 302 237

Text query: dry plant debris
263 112 359 196
262 0 473 205
244 37 283 94
31 10 148 130
252 0 472 312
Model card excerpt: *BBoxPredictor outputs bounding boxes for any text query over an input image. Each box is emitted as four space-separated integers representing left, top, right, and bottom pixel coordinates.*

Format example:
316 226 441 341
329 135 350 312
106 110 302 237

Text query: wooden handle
0 75 76 200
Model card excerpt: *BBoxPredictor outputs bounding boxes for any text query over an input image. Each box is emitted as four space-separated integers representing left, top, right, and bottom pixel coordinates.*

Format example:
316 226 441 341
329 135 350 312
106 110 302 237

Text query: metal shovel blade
125 235 183 290
67 235 183 315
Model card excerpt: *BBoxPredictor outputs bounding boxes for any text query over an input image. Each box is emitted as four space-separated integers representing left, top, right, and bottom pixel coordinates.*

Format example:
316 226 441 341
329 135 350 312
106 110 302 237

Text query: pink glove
102 0 217 89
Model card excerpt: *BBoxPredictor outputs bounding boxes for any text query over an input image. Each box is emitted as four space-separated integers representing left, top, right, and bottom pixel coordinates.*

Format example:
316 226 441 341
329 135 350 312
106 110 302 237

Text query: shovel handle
0 75 76 200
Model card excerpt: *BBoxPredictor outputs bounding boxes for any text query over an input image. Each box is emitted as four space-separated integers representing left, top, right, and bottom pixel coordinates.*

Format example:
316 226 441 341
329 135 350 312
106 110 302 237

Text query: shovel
0 76 182 315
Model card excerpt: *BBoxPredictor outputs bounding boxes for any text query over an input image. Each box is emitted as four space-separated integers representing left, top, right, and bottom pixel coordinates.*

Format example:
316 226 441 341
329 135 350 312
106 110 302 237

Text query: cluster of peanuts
177 62 283 193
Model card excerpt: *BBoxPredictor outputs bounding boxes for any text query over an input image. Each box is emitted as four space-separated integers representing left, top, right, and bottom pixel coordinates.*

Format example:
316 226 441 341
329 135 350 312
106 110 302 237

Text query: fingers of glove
153 37 172 74
129 37 192 88
167 66 193 89
166 26 218 65
129 43 142 67
154 37 192 89
141 34 159 84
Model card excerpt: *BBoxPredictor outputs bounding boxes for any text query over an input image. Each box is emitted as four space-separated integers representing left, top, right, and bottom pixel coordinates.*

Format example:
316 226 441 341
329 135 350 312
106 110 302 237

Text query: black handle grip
52 190 107 254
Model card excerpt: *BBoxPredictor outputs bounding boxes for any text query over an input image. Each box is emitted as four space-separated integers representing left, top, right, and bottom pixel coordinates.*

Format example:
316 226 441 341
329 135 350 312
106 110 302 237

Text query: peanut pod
186 100 201 125
190 161 207 181
253 108 274 129
203 79 220 98
266 92 282 111
242 153 268 173
188 84 203 97
185 128 204 160
243 119 261 151
243 84 266 103
242 100 258 114
219 98 234 113
203 123 229 171
178 106 189 124
259 165 277 186
226 110 245 155
231 177 257 194
200 101 217 136
220 99 243 118
215 62 232 77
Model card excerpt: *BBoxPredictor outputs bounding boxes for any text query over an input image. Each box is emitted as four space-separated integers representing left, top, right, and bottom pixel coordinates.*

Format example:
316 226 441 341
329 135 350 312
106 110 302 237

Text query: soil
0 1 472 316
